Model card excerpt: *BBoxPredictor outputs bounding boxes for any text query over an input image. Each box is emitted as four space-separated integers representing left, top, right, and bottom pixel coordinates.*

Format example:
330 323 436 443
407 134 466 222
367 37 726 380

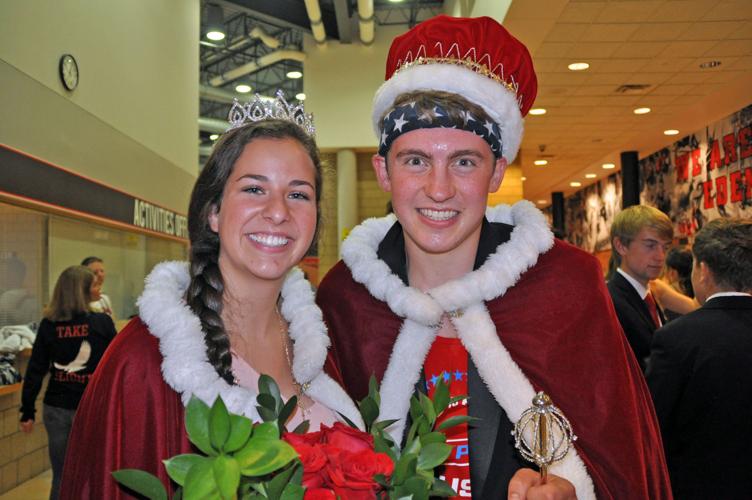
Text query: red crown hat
372 15 537 163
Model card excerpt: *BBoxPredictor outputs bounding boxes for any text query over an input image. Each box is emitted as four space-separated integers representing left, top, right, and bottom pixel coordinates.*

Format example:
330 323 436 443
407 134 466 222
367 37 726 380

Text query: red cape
318 239 672 499
60 318 192 499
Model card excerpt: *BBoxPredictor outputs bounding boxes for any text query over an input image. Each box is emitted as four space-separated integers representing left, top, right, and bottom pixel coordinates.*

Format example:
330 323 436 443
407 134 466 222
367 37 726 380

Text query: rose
284 430 323 447
303 488 336 499
325 448 394 500
283 435 328 489
321 422 374 452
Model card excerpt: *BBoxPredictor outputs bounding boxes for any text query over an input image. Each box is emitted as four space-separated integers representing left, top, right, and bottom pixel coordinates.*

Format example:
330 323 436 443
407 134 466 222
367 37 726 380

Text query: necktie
644 292 661 328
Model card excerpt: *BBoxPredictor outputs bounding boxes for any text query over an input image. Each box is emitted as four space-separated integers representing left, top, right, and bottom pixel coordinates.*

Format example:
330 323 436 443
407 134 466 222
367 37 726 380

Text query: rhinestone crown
226 89 315 137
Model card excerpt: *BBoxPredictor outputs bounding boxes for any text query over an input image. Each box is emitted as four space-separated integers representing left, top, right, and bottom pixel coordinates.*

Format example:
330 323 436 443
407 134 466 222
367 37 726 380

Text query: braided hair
185 120 322 384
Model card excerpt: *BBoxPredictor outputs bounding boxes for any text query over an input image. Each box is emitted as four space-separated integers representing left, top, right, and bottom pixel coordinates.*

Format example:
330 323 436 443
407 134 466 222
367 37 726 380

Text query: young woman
20 265 117 500
60 98 363 499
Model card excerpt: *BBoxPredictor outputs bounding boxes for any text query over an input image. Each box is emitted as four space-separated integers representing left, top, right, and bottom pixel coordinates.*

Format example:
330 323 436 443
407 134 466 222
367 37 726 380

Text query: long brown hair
44 266 95 322
186 119 322 384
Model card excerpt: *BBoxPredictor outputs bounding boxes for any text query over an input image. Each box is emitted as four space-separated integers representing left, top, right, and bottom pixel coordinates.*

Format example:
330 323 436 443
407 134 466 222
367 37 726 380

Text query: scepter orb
512 391 576 482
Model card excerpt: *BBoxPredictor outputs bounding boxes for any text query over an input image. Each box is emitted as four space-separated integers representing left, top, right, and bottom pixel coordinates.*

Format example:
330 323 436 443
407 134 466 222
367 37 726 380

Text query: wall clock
59 54 79 91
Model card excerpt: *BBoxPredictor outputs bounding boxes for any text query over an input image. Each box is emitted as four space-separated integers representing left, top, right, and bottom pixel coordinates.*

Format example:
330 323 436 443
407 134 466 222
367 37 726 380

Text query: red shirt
424 336 471 498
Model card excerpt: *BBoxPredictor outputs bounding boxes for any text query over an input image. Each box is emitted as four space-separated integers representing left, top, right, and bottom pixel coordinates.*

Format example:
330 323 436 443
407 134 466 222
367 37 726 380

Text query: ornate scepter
512 391 576 482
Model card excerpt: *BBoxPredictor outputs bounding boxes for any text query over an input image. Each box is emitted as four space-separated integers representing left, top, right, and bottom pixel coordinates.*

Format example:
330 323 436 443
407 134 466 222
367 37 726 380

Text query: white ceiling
504 0 752 205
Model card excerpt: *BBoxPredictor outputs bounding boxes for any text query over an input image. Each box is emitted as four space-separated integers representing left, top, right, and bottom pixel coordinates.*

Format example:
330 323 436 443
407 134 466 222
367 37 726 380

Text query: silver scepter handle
512 391 576 483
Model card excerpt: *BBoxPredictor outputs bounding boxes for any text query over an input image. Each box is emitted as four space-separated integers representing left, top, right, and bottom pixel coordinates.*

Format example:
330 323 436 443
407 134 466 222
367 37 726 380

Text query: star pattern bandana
377 102 503 158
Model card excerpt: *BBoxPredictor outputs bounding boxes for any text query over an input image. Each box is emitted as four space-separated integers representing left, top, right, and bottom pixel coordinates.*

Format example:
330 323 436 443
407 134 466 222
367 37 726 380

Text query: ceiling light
295 92 306 101
633 107 651 115
699 60 721 69
664 129 679 136
521 176 526 181
602 163 616 170
235 84 251 93
568 62 589 71
570 181 582 187
585 173 597 179
205 4 226 41
209 134 219 141
537 200 547 205
286 70 303 79
529 108 546 115
534 160 548 166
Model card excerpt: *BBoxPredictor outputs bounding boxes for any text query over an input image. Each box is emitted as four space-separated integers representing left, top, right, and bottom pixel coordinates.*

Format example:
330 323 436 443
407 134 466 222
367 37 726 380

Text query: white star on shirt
393 114 408 132
380 129 388 144
461 110 475 125
484 120 495 136
433 106 444 118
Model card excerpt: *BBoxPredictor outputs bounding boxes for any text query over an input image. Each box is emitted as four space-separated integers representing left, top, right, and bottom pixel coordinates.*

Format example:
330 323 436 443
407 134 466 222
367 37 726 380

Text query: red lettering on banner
716 175 728 206
745 167 752 200
676 152 690 182
723 132 737 165
691 148 703 177
730 171 742 203
708 140 721 171
739 126 752 159
703 181 714 209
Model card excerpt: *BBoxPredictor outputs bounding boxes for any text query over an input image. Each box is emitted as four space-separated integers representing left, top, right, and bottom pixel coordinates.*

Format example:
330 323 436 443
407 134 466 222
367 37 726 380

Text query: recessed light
534 160 548 166
209 134 219 141
585 173 597 179
206 31 225 41
235 84 251 93
537 199 547 205
570 181 582 187
521 176 526 181
699 60 721 69
295 92 306 101
633 107 651 115
664 129 679 136
568 62 589 71
388 0 404 3
602 163 616 170
529 108 547 115
286 70 303 79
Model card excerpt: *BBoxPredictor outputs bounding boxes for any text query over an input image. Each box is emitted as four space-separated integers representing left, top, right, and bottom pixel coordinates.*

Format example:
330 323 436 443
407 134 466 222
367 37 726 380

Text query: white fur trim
372 64 524 163
137 261 362 428
341 201 595 498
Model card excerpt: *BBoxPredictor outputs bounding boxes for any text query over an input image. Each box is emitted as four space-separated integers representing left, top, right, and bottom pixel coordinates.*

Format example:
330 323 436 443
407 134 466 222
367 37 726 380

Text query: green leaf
291 419 310 434
225 414 253 452
409 395 423 422
280 482 305 500
183 458 218 500
392 453 417 485
254 421 281 440
337 411 358 429
359 396 380 430
418 392 436 426
164 454 204 486
417 442 452 471
403 476 431 500
209 397 231 451
278 396 298 428
403 433 422 456
437 415 477 431
184 397 214 455
258 405 278 422
257 393 279 412
418 431 445 445
432 378 450 415
111 469 167 500
258 374 282 408
374 433 397 461
430 478 459 497
405 415 424 450
235 433 298 476
212 455 240 500
368 374 381 406
267 462 300 499
373 419 399 432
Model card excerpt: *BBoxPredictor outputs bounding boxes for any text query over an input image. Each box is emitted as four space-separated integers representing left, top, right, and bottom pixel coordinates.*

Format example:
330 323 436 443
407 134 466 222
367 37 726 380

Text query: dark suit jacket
607 271 666 371
646 295 752 499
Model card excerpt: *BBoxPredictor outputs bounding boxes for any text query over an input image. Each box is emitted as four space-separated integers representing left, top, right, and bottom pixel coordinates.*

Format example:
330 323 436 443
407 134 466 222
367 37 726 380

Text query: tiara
226 89 315 137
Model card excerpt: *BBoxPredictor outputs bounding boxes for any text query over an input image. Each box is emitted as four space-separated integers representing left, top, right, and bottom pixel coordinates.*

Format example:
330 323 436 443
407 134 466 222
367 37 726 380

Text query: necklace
276 307 310 419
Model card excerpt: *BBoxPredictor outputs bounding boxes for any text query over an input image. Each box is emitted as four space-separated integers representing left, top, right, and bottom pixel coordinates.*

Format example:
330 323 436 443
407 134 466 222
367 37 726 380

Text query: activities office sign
640 103 752 240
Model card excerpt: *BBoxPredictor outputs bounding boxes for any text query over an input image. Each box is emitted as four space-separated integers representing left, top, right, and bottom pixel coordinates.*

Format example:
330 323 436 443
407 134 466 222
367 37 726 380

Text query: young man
606 206 673 371
647 218 752 499
317 16 670 499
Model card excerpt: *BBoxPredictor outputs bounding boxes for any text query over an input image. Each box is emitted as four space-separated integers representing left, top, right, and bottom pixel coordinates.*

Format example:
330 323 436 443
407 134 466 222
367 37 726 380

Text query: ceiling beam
333 0 353 43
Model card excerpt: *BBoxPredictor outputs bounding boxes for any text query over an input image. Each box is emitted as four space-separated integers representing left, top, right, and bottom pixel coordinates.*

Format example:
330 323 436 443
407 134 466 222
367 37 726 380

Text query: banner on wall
564 173 622 253
640 103 752 240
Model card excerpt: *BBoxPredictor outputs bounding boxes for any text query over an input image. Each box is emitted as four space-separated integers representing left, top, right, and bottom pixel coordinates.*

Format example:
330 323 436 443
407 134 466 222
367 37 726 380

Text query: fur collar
137 261 363 428
339 201 595 499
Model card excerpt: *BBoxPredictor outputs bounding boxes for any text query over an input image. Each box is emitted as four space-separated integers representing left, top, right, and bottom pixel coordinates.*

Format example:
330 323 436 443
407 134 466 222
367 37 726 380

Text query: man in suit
607 205 673 371
647 217 752 499
318 15 671 500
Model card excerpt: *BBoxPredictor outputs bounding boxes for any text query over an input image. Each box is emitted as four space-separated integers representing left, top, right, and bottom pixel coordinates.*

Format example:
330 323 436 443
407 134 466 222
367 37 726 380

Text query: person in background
664 246 694 298
60 93 362 499
607 205 672 371
318 15 670 499
19 265 116 500
81 256 114 319
647 217 752 498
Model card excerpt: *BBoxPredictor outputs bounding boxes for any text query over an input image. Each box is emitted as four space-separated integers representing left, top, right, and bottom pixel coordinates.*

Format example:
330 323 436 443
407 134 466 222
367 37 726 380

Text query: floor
0 469 51 500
